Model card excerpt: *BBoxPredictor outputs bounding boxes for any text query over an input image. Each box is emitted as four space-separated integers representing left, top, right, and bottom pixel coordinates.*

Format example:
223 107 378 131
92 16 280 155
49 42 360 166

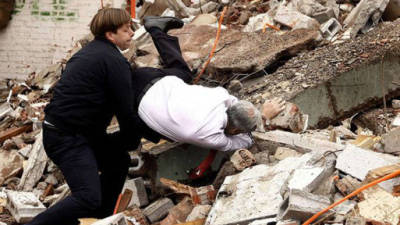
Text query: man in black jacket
28 8 143 225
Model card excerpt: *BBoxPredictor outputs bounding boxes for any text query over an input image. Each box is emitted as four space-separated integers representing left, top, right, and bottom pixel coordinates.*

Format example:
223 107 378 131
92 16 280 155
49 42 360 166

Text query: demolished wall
0 0 125 80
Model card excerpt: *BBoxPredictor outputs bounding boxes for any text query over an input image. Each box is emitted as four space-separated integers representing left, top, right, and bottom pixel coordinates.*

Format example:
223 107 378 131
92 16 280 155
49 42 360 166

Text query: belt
137 77 162 105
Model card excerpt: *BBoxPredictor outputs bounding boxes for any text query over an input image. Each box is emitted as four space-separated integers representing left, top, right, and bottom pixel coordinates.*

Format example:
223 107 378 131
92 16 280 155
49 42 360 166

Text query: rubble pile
1 0 400 224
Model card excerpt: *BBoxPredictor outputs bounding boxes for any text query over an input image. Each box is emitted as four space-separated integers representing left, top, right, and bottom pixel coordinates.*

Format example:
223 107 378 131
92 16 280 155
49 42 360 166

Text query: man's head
90 8 134 50
225 100 261 135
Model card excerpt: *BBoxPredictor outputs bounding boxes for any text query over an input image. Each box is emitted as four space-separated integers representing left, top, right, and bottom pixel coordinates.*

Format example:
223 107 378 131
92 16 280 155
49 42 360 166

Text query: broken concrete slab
253 130 345 154
287 167 326 192
274 5 320 30
336 144 400 180
6 190 46 223
123 177 149 208
344 0 390 38
277 189 334 221
358 186 400 225
92 213 128 225
205 154 314 225
166 25 319 78
18 131 47 191
143 198 174 223
243 20 400 129
230 149 256 171
186 205 211 222
382 127 400 154
268 103 308 133
0 149 23 186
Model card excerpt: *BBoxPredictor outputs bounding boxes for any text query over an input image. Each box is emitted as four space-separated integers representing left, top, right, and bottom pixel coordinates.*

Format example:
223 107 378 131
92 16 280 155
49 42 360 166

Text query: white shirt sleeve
197 132 253 152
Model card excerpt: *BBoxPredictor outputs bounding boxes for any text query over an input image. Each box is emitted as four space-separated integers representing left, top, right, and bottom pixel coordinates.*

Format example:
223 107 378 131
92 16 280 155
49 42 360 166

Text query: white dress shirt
138 76 252 151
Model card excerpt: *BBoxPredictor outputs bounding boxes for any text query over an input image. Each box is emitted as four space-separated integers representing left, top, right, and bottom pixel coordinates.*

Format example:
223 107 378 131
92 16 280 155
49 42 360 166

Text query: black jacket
45 37 141 148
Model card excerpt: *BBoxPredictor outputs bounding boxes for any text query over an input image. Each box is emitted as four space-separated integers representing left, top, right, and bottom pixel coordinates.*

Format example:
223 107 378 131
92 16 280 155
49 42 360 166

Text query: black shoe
143 16 184 33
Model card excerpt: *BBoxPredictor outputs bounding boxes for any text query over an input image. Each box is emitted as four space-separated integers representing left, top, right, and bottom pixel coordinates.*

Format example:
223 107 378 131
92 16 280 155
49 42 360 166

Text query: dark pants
27 125 131 225
149 27 192 83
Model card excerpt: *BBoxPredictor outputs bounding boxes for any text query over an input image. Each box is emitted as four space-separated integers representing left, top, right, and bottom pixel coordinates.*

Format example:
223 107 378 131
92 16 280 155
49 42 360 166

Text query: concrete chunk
206 154 313 225
92 213 128 225
277 189 334 221
123 177 148 208
336 144 400 180
344 0 390 38
288 167 325 192
0 149 23 186
6 191 46 223
382 127 400 154
230 149 256 171
274 5 320 30
143 198 174 223
320 18 342 41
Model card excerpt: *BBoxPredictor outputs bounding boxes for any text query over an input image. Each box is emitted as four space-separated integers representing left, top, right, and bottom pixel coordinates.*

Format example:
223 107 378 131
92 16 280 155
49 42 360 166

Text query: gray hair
227 100 261 132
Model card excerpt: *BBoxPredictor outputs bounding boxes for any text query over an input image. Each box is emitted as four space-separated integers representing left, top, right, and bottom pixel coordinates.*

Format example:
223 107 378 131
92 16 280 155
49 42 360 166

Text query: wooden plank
0 124 32 144
160 178 191 195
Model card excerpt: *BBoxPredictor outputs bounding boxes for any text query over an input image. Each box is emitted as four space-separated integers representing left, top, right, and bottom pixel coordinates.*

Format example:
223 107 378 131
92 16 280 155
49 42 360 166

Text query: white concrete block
6 191 46 223
277 189 333 221
288 167 325 192
274 5 320 30
336 144 400 180
320 18 342 40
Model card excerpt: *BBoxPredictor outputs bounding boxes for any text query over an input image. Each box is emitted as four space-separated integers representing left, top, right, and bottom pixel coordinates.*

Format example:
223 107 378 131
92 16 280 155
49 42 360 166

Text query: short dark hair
90 8 131 37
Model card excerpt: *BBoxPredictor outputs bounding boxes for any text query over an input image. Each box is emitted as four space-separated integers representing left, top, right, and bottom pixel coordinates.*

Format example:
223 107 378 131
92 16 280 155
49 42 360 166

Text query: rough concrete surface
0 149 23 186
243 19 400 128
336 144 400 180
358 186 400 225
205 154 313 225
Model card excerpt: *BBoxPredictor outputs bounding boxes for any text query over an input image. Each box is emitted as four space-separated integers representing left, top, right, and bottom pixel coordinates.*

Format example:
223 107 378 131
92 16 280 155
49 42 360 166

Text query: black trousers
27 124 131 225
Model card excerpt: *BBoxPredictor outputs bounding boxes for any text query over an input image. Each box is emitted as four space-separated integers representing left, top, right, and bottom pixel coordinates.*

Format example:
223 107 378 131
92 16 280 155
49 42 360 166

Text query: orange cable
302 169 400 225
193 6 227 84
131 0 136 19
113 193 122 215
262 23 280 33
